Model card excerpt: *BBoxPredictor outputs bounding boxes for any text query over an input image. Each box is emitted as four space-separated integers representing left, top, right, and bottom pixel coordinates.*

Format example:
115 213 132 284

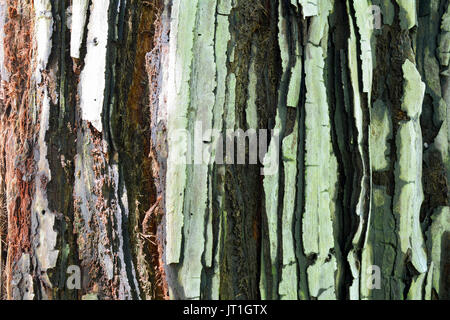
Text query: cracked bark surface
0 0 448 300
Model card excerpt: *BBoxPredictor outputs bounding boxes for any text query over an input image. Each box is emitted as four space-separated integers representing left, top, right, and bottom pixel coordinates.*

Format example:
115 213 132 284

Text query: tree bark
0 0 448 300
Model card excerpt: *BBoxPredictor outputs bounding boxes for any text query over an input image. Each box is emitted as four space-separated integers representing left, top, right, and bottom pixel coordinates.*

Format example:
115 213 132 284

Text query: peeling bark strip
0 0 449 300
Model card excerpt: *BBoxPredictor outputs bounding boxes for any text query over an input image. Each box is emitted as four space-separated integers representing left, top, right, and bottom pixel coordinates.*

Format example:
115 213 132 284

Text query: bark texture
0 0 448 300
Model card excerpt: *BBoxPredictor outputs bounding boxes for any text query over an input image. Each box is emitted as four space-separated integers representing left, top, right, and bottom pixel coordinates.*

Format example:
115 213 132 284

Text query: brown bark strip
0 0 34 299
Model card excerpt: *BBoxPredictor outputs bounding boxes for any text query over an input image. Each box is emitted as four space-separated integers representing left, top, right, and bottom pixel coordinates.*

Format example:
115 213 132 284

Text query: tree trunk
0 0 448 300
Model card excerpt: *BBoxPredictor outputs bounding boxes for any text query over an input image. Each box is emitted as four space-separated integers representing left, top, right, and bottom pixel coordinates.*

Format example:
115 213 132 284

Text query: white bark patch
11 253 34 300
179 0 217 298
70 0 89 59
353 0 374 96
79 0 110 132
394 60 428 274
0 2 9 81
299 0 319 17
32 90 59 272
165 0 196 265
301 4 338 299
34 0 53 83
